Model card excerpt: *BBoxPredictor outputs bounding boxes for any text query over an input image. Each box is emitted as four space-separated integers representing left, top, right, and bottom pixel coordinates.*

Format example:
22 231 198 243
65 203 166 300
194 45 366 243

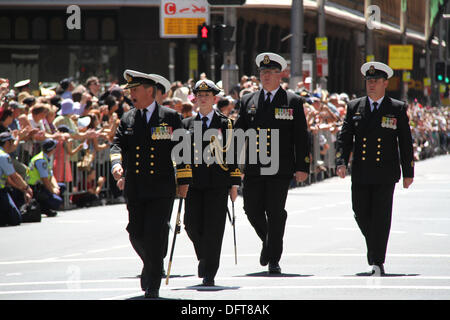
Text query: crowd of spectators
0 71 448 226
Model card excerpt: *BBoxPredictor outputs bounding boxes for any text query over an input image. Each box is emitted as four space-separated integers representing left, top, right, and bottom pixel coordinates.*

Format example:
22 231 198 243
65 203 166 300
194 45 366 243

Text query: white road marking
48 220 96 224
423 233 448 237
61 253 83 258
2 283 450 297
1 252 450 265
2 275 450 288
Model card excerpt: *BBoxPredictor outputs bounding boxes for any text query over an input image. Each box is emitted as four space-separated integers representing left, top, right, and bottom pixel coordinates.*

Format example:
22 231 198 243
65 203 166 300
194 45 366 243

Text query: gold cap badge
263 55 270 64
198 81 209 90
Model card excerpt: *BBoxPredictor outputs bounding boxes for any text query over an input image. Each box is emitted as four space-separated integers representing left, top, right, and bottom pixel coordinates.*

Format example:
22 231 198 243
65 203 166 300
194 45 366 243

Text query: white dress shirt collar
368 96 384 111
263 87 280 102
141 101 156 122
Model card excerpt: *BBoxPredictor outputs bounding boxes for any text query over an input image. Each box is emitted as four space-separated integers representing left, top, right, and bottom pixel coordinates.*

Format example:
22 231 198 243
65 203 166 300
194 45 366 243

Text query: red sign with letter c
164 2 176 15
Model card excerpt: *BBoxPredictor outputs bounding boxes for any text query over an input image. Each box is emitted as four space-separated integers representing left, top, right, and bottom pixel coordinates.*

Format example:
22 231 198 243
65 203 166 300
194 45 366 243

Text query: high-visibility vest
28 151 51 186
0 148 10 189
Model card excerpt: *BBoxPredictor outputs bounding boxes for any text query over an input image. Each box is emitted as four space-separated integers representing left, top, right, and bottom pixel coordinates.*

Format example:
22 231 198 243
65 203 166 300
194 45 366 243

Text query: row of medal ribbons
151 126 173 140
381 116 397 129
274 108 293 120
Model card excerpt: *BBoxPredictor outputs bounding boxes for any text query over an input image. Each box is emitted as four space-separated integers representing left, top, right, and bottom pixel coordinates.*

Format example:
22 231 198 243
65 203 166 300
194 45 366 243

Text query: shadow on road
353 272 421 277
172 284 241 292
126 295 182 300
243 272 313 278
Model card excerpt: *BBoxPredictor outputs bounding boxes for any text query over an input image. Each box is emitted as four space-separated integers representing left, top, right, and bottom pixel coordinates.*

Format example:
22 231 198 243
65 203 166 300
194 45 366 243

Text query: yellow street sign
402 71 411 82
366 54 375 62
388 44 413 70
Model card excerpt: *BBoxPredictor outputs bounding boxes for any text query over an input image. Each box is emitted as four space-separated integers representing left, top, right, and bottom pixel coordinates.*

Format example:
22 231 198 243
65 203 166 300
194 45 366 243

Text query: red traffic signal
201 26 209 38
198 23 211 54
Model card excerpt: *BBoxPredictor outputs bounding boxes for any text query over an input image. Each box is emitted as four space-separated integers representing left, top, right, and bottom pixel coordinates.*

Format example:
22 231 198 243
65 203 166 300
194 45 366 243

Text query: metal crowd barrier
62 146 113 209
14 139 115 210
308 129 337 185
13 129 340 210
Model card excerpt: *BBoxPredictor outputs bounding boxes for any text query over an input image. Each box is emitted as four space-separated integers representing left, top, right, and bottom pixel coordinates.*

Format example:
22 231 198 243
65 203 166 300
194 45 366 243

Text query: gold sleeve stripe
110 154 122 161
230 168 241 177
176 171 193 178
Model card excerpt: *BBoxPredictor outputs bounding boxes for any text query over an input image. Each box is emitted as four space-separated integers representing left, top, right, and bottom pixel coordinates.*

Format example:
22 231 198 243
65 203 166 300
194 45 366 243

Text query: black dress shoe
260 244 269 266
202 278 215 286
370 264 385 276
43 209 57 217
268 262 281 274
144 289 159 299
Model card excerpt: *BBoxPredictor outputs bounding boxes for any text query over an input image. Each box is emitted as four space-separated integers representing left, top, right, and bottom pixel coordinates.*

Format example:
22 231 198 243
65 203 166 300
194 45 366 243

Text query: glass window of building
32 17 47 40
50 17 64 40
15 17 29 40
85 17 99 40
101 17 115 40
0 17 11 39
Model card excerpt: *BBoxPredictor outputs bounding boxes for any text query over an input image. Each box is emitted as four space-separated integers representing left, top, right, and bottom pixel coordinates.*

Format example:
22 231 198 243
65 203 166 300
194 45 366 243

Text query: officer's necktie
371 102 378 112
264 92 271 106
142 108 147 123
201 116 208 132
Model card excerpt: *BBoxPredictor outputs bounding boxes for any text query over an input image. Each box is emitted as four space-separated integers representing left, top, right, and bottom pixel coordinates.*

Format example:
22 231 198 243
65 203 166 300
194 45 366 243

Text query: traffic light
197 23 211 55
435 61 445 82
446 64 450 84
213 24 235 53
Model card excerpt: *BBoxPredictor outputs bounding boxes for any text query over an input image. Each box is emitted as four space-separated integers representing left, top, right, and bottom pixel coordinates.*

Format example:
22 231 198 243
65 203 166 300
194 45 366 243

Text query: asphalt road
0 155 449 303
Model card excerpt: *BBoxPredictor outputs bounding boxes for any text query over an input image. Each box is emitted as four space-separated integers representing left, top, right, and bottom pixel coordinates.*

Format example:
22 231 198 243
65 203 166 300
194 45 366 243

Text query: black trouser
351 183 396 266
126 196 174 290
0 189 21 226
184 186 228 280
243 176 291 264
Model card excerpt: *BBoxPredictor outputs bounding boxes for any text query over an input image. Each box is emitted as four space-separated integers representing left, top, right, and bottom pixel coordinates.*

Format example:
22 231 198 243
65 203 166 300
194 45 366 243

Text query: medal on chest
274 108 293 120
151 125 173 140
381 116 397 129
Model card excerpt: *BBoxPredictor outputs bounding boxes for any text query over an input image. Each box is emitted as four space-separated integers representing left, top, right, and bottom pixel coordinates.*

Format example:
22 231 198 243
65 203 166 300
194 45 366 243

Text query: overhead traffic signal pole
221 7 239 95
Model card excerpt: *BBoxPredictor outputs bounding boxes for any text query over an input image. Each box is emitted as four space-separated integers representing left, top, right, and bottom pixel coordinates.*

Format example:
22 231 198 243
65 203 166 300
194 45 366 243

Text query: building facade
0 0 442 100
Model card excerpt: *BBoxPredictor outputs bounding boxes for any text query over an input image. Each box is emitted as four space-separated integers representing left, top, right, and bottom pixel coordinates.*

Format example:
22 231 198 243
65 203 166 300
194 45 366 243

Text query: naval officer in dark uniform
235 53 310 274
335 62 414 276
182 79 241 286
111 70 191 298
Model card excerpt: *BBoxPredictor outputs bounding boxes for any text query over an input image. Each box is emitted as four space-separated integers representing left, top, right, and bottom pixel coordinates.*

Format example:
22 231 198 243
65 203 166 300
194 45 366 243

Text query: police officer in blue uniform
0 132 32 226
28 139 66 217
182 79 241 286
110 70 191 299
335 62 414 276
235 53 310 274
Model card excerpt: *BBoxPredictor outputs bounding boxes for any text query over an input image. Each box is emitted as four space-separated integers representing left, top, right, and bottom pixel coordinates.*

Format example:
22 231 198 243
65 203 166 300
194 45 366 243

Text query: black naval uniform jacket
110 104 192 202
235 87 310 178
182 110 242 189
182 110 241 280
335 96 414 184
